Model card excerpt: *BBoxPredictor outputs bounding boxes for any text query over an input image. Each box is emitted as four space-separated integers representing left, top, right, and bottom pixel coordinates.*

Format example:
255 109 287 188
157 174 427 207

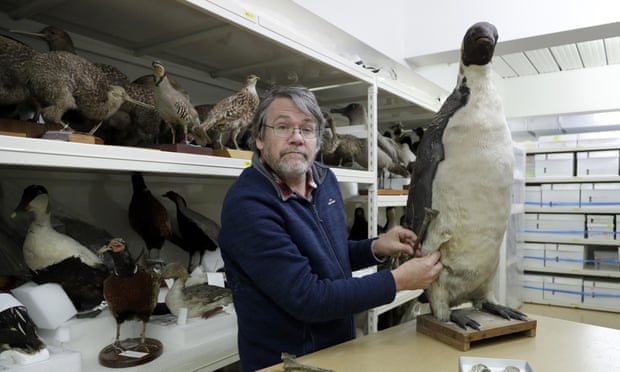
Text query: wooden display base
416 310 537 351
0 119 63 138
99 337 163 368
155 143 213 155
42 130 103 144
212 148 253 160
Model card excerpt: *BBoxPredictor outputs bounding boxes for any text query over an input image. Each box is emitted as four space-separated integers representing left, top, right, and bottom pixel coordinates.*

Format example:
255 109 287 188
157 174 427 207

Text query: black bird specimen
348 207 368 240
11 185 109 311
151 60 200 144
129 173 171 261
98 238 160 345
194 74 260 149
0 294 47 357
330 103 367 125
161 262 232 319
162 191 220 271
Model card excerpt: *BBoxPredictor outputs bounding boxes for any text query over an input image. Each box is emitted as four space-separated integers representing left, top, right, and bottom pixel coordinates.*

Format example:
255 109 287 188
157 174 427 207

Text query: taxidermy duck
128 173 171 261
11 185 109 311
162 191 220 270
405 22 526 329
0 293 48 362
161 262 231 319
98 238 160 345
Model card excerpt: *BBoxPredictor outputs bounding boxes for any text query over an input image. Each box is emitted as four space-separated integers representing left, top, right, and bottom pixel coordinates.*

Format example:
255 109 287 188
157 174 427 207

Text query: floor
519 302 620 330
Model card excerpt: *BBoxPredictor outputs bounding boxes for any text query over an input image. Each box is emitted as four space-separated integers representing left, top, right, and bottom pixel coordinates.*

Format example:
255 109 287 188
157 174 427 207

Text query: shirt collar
261 158 317 201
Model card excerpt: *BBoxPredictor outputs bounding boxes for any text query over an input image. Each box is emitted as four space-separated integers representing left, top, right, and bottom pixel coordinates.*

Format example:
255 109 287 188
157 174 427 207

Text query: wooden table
261 314 620 371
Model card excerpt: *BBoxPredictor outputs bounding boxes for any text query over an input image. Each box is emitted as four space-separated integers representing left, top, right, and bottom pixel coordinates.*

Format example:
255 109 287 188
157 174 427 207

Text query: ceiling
494 36 620 78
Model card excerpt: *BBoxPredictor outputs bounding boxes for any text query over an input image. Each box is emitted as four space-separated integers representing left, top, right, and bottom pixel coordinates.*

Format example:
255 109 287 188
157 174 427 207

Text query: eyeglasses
264 124 318 139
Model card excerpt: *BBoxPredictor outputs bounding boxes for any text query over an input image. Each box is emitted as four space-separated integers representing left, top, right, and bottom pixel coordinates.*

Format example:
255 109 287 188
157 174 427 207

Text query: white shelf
367 289 422 334
523 298 620 313
525 144 620 154
521 235 620 246
524 266 620 279
525 176 620 183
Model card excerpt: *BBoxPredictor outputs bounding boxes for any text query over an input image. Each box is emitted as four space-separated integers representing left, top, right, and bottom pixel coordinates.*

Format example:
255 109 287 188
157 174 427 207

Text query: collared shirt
261 158 317 201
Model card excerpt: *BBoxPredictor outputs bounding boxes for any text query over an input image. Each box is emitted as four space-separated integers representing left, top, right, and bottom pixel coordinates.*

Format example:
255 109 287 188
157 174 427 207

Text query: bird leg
88 121 104 135
201 306 224 319
140 320 147 345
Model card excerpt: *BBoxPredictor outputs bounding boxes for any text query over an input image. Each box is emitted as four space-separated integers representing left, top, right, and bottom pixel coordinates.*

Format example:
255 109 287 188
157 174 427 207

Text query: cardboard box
542 276 583 304
540 184 580 208
545 244 584 270
534 152 574 177
577 150 620 176
583 280 620 308
581 183 620 207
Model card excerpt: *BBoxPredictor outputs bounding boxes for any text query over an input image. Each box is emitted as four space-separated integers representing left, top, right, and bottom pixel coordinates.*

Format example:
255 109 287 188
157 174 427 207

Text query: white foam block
11 282 77 329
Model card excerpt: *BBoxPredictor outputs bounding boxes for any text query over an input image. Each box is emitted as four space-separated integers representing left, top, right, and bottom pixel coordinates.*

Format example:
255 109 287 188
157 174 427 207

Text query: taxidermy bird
0 34 37 113
194 74 260 149
129 173 171 260
21 50 150 132
11 185 109 311
99 238 160 345
161 262 232 319
151 60 200 144
348 207 368 240
405 22 526 330
0 294 47 358
162 191 220 271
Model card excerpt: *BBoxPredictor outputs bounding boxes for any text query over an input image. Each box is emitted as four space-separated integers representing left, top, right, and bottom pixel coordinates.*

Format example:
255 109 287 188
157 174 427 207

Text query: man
219 86 442 371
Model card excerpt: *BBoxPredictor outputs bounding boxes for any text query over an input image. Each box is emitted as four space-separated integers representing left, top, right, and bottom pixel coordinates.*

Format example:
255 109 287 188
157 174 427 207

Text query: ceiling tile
492 56 518 78
605 36 620 65
524 48 559 73
550 44 583 70
499 53 538 76
578 39 606 68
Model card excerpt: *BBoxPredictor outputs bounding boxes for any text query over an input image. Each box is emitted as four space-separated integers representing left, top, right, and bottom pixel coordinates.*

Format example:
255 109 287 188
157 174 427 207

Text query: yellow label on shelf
243 9 258 22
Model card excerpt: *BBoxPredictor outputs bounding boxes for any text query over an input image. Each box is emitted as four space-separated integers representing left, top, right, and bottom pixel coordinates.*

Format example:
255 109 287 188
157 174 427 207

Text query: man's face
256 97 319 181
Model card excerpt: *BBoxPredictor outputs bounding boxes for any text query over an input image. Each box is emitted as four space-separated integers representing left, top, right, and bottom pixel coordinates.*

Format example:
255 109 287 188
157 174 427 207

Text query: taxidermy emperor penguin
404 22 526 329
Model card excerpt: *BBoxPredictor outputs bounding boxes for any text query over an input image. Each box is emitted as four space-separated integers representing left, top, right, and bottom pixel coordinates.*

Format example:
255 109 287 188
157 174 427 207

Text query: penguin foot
482 302 528 321
450 309 481 330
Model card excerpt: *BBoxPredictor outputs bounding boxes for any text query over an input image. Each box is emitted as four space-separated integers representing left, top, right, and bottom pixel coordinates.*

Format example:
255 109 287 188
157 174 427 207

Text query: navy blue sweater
219 155 396 371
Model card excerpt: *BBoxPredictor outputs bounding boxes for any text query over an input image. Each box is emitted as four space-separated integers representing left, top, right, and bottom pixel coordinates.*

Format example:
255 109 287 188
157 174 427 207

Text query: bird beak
9 29 46 38
124 95 154 109
98 245 112 254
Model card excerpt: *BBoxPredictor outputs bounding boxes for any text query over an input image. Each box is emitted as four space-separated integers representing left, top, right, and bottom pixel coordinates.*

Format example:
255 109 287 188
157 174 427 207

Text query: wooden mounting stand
98 337 163 368
417 309 537 351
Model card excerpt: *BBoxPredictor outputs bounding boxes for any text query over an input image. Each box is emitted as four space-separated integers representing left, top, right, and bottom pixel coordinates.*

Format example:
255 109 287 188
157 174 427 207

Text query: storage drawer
521 274 544 301
583 280 620 308
540 184 580 208
577 150 620 176
586 214 615 240
524 213 585 239
534 153 574 177
545 244 584 269
522 243 545 267
581 183 620 207
525 185 541 207
543 276 583 304
593 249 620 271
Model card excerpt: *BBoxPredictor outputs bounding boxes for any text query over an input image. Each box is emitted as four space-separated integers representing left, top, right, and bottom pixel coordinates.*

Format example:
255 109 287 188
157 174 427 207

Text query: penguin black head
461 22 498 66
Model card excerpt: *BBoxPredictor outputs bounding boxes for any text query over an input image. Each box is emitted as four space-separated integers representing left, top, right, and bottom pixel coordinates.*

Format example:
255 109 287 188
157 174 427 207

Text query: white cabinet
522 143 620 313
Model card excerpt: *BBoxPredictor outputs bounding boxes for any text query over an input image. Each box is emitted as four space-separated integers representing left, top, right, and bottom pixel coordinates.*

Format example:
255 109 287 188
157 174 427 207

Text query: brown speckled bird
21 50 150 131
0 34 37 111
128 173 171 260
161 262 231 319
98 238 160 345
151 60 200 144
194 74 260 149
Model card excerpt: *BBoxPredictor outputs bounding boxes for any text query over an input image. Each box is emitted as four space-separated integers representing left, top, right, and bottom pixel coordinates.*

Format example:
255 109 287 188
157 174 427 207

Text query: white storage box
538 134 578 149
593 249 620 271
586 214 615 240
577 131 620 147
534 152 574 177
524 213 585 240
577 150 620 176
583 280 620 308
545 244 584 270
525 185 541 207
540 184 580 208
522 243 545 267
521 274 545 301
581 183 620 207
543 276 583 304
